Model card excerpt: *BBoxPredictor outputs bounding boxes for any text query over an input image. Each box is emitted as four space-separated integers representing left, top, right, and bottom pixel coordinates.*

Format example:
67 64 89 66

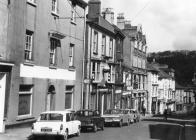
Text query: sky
85 0 196 52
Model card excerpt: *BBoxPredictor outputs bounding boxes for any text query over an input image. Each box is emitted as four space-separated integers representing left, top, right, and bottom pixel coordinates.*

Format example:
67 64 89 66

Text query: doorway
0 73 6 133
46 85 56 111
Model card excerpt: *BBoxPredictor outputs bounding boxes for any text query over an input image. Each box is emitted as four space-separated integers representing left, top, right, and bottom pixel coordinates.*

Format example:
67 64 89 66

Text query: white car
32 110 81 140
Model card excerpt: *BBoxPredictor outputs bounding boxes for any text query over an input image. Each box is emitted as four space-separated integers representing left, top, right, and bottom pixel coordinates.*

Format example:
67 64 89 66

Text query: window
40 113 63 121
27 0 36 4
50 38 59 65
18 85 33 116
97 63 100 81
109 38 113 57
69 44 74 67
93 31 98 54
52 0 58 14
65 86 74 109
71 3 76 23
91 62 100 81
92 62 96 80
25 30 33 61
108 65 115 82
66 113 71 122
102 35 106 55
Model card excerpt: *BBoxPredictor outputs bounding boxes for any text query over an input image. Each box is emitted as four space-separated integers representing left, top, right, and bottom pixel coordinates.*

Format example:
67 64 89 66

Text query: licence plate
41 128 52 132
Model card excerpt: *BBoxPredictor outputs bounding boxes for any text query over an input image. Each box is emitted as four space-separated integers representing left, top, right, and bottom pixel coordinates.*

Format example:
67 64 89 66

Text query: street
2 116 196 140
27 120 183 140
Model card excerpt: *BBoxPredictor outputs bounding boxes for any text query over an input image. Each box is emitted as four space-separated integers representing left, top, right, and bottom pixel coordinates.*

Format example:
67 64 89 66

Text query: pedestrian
143 107 146 116
163 109 168 120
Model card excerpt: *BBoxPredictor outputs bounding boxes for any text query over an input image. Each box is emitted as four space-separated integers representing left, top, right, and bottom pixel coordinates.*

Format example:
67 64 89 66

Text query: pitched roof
147 63 159 72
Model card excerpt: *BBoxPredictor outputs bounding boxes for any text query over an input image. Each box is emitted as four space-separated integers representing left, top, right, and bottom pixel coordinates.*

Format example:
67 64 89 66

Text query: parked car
75 109 104 132
122 109 135 124
130 109 140 122
102 109 129 127
31 110 81 140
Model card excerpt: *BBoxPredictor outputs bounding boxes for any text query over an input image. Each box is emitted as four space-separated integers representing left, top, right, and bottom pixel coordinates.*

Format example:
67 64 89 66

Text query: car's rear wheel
76 126 81 136
93 125 97 132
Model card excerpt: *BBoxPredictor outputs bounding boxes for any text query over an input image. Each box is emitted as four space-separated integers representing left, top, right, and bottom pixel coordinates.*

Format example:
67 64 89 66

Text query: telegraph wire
131 0 152 21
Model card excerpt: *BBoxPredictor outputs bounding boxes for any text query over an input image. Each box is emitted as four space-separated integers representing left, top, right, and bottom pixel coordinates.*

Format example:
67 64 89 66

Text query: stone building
147 63 159 114
117 14 148 112
0 0 87 132
83 0 125 114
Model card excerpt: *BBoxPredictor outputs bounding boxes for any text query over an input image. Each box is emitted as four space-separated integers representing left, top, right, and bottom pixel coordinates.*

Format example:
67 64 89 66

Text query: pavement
0 115 195 140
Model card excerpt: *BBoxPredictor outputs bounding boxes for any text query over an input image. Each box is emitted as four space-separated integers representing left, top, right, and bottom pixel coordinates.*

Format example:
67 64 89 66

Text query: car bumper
32 130 64 136
104 120 120 124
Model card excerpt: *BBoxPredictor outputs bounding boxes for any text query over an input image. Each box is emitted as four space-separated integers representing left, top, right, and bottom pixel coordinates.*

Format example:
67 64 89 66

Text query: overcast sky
85 0 196 52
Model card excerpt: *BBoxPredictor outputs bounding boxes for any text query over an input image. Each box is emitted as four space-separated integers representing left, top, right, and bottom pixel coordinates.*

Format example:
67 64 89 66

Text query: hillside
148 50 196 86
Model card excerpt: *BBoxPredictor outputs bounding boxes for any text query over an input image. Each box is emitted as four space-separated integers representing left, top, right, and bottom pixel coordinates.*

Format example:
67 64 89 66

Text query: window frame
65 86 74 109
71 3 76 24
25 30 34 61
109 38 113 58
69 44 74 67
49 38 59 66
52 0 58 14
18 85 33 118
101 35 106 55
91 62 100 81
93 31 98 54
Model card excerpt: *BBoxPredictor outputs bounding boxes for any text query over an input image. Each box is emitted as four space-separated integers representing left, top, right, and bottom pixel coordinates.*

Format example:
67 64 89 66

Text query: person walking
163 109 168 120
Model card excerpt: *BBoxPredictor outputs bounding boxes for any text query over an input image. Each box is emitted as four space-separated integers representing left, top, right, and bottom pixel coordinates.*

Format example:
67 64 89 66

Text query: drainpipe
81 7 86 109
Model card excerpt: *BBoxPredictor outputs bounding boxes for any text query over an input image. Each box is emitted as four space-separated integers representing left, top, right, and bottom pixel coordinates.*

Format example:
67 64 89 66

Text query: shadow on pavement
149 124 182 140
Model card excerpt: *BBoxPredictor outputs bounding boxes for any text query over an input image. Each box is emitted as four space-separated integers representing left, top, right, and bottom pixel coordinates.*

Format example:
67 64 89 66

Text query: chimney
88 0 101 20
102 8 114 24
117 13 125 29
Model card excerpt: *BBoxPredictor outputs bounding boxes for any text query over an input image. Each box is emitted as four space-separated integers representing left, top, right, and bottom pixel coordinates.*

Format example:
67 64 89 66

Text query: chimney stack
102 8 114 24
117 13 125 29
88 0 101 20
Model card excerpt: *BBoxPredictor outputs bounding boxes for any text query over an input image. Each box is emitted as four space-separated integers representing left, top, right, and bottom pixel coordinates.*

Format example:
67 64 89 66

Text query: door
66 113 73 134
46 85 55 111
0 73 6 133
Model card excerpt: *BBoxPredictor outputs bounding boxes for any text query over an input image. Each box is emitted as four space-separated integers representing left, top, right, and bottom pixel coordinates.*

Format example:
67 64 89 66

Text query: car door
66 113 73 134
70 112 77 134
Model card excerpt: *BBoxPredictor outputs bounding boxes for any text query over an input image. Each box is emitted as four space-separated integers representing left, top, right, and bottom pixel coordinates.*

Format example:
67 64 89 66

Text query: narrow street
70 121 182 140
1 117 196 140
29 120 183 140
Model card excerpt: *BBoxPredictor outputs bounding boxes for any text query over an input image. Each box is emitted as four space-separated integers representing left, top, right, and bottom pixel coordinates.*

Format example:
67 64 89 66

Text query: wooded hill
147 50 196 86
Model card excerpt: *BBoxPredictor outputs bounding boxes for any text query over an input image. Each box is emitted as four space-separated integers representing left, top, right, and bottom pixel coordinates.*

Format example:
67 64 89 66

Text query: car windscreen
39 113 63 121
104 110 121 114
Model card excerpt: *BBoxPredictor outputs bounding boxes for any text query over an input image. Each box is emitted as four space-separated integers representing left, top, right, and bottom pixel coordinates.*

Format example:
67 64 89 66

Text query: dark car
75 110 104 132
